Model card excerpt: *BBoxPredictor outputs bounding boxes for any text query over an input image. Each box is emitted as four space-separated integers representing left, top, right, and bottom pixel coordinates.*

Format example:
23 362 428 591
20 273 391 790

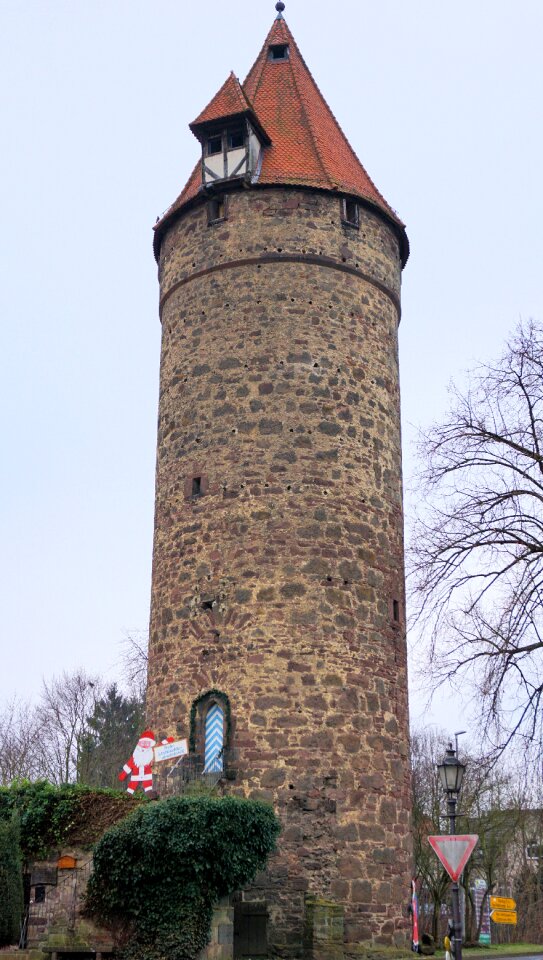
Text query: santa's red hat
139 730 156 744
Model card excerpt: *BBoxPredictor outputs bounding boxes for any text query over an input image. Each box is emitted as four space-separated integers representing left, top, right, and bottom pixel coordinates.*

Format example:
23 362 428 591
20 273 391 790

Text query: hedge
86 794 281 960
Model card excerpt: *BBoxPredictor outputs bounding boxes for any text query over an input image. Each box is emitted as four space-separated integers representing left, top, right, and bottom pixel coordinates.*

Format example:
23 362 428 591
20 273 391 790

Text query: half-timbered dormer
189 72 270 188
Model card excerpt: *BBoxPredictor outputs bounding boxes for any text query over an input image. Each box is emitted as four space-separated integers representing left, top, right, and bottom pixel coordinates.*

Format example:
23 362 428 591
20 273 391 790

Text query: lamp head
437 741 466 795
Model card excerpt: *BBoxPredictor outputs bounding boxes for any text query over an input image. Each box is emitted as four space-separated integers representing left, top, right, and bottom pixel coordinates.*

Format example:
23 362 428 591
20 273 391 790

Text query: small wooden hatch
57 855 77 869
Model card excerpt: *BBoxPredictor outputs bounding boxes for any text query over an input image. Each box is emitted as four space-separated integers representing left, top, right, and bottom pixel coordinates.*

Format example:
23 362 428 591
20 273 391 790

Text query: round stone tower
147 5 412 955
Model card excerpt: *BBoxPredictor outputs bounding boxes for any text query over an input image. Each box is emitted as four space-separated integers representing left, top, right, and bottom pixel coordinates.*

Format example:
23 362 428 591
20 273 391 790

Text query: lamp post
437 742 466 960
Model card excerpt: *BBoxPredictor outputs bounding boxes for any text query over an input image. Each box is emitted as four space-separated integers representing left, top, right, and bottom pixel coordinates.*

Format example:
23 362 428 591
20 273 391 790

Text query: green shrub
0 814 24 946
86 794 281 960
0 781 141 858
0 781 81 858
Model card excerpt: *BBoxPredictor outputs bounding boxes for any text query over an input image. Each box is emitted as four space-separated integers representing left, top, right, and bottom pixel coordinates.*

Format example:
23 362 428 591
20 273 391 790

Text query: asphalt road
454 953 543 960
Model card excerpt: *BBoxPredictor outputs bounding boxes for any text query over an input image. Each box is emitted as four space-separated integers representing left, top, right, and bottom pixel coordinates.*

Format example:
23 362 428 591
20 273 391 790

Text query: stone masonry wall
147 187 412 955
26 849 111 953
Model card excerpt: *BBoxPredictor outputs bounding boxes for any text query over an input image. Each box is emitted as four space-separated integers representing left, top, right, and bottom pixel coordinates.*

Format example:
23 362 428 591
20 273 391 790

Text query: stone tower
147 4 412 954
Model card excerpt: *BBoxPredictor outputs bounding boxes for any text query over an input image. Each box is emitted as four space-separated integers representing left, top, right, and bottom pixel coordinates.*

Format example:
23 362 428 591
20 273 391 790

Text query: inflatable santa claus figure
119 730 172 794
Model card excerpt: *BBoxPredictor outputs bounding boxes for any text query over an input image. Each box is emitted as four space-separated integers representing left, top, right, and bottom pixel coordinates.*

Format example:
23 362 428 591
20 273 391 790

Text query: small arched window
204 701 225 773
190 689 231 776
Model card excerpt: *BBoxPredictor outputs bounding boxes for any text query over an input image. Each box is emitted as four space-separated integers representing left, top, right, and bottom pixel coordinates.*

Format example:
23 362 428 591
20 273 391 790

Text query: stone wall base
303 895 344 960
200 897 234 960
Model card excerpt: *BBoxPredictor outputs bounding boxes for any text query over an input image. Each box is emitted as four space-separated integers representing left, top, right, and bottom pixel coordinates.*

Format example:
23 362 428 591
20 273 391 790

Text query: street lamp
437 742 466 828
437 742 466 960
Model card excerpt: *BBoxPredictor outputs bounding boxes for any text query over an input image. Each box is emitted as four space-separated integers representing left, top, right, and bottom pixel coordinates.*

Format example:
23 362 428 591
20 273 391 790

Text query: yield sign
428 835 478 881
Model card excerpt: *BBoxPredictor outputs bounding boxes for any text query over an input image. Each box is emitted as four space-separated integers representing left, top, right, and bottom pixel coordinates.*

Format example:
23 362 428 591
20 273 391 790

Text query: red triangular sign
428 835 479 881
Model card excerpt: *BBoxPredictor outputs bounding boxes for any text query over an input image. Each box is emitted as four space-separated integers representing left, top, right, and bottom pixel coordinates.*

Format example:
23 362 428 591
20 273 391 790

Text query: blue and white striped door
204 703 224 773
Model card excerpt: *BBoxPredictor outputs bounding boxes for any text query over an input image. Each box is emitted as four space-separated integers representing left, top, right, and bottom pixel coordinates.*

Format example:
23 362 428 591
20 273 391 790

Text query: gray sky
1 0 542 739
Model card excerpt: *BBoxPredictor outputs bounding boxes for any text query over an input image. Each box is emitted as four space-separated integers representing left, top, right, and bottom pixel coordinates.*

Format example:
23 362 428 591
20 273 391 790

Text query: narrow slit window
192 476 202 497
392 599 400 623
342 199 359 227
207 134 223 156
208 197 226 224
35 885 46 904
269 44 289 61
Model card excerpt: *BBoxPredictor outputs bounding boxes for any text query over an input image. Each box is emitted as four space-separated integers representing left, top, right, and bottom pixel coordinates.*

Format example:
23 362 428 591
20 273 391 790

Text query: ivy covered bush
86 794 281 960
0 814 24 946
0 781 141 858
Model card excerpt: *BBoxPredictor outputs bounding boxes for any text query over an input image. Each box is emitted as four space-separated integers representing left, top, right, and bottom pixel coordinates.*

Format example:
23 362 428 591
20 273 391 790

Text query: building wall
25 850 110 953
147 186 412 952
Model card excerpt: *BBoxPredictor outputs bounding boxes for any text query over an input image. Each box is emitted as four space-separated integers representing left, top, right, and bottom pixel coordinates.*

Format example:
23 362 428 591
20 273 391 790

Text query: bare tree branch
35 669 102 784
409 319 543 758
0 698 42 785
119 631 148 702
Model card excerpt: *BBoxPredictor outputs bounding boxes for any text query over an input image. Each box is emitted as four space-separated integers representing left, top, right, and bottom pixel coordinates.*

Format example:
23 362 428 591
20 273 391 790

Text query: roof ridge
235 71 256 113
285 30 332 191
191 70 252 128
242 22 276 103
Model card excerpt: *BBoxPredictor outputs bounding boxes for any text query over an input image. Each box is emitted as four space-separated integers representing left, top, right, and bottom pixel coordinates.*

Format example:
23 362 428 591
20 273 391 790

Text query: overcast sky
1 0 542 741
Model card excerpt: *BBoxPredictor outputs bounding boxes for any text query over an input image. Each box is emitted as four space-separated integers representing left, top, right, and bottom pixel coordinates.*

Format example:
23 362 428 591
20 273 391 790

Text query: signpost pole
428 834 478 956
437 742 467 960
448 795 463 960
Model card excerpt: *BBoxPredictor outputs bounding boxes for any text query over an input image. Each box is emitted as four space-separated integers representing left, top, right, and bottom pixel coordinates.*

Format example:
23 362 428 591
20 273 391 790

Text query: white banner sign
154 738 188 763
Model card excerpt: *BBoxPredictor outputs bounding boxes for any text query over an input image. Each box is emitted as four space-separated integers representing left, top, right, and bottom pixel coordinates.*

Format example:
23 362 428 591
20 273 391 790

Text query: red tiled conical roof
244 18 399 221
155 15 407 262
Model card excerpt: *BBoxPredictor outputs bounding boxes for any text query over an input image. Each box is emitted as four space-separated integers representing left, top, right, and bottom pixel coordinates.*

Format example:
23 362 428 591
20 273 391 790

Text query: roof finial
275 1 285 18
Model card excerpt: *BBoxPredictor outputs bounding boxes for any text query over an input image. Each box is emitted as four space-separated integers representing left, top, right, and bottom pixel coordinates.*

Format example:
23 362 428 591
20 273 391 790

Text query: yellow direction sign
491 910 517 925
490 896 516 911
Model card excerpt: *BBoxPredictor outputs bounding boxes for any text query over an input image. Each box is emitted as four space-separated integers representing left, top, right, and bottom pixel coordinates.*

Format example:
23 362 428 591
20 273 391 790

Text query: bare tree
35 670 102 784
0 699 42 785
0 640 148 787
119 631 148 702
411 730 451 942
410 319 543 757
411 729 529 945
514 799 543 943
461 760 524 942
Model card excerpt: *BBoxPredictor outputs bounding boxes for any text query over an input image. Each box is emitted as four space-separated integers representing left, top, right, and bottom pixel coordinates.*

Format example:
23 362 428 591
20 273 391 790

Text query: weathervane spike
275 1 285 18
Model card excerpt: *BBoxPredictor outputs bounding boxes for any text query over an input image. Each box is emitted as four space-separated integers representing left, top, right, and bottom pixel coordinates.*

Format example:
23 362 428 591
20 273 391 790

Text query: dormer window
207 130 245 156
269 44 289 61
190 73 271 190
201 125 248 183
228 128 245 150
207 135 222 156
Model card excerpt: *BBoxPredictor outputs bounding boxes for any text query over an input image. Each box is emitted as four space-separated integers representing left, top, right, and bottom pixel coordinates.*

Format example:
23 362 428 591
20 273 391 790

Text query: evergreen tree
79 684 144 788
0 814 23 946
